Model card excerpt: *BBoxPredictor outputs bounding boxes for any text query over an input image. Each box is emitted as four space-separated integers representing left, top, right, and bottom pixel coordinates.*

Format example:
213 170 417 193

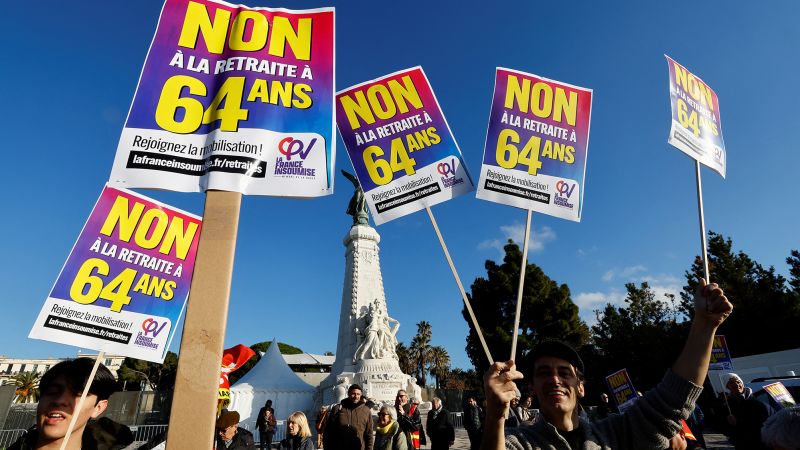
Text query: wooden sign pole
166 191 242 450
510 209 532 360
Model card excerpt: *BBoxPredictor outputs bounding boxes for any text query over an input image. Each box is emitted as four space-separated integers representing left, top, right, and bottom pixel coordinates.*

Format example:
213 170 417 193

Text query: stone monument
317 172 421 406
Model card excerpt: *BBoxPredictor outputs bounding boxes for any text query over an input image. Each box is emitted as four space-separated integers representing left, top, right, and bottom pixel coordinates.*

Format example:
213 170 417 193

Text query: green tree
228 341 303 385
443 368 481 390
464 240 589 376
118 351 179 391
590 282 686 390
396 342 415 375
681 232 800 356
428 346 451 389
14 371 40 403
788 250 800 294
409 321 432 387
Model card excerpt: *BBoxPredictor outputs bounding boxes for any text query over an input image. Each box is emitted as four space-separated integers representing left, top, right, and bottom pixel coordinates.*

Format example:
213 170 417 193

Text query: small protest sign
665 55 726 178
763 382 797 409
110 0 336 196
606 369 638 412
29 186 202 363
336 66 474 225
709 335 734 371
476 68 592 222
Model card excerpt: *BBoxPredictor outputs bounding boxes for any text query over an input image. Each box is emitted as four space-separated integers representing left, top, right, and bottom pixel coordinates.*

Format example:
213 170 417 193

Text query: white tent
229 340 316 426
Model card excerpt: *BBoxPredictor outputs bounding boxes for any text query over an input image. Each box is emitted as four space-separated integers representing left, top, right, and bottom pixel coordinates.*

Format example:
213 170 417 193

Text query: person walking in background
374 406 408 450
215 410 256 450
323 384 374 450
395 390 425 450
595 393 618 420
256 400 277 450
426 397 454 450
315 406 328 449
464 397 483 450
277 411 315 450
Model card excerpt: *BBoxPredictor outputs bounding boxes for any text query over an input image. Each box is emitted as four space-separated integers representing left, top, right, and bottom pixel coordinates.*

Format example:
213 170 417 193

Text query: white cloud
574 290 626 325
478 223 557 256
601 265 647 283
577 270 685 326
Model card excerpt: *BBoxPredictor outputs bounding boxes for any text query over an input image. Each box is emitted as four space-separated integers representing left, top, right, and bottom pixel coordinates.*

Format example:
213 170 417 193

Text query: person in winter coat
723 373 775 450
374 406 408 450
215 410 255 450
394 391 425 449
323 384 374 450
277 411 315 450
256 400 277 450
426 397 454 450
464 397 483 450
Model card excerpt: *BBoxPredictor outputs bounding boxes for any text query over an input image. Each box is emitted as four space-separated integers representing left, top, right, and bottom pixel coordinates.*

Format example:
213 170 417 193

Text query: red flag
219 344 256 400
681 419 697 441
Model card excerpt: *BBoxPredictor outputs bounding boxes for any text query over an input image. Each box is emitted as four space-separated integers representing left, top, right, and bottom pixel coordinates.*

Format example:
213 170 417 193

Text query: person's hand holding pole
673 278 733 386
480 361 523 450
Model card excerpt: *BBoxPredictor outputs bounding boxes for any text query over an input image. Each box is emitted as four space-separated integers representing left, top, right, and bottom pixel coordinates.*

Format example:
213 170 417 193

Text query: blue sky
2 1 798 372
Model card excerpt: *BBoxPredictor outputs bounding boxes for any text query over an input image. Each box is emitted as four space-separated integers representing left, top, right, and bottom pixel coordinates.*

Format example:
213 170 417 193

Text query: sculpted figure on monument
354 300 400 361
342 170 370 225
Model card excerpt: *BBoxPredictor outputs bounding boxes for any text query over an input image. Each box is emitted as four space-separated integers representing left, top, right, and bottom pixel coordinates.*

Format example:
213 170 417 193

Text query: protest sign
665 55 726 178
763 382 797 409
29 186 202 363
110 0 335 196
476 68 592 222
606 369 638 412
709 335 734 371
336 66 474 225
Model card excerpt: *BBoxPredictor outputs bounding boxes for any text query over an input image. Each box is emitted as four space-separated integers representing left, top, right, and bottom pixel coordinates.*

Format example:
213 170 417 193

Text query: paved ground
442 427 734 450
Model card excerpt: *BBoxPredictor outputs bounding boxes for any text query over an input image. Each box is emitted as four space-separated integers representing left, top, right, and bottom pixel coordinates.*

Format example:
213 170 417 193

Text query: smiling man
481 279 733 450
9 358 119 450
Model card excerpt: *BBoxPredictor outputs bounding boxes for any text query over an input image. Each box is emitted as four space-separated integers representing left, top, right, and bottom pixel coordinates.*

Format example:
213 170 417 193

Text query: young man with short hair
9 358 121 450
482 279 733 450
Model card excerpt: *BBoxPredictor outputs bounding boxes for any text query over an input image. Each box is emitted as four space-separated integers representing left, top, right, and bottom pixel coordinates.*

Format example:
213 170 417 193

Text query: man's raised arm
480 361 523 450
672 279 733 386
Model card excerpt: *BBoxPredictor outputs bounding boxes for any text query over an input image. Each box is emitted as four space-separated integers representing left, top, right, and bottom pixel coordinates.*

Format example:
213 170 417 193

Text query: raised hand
694 278 733 328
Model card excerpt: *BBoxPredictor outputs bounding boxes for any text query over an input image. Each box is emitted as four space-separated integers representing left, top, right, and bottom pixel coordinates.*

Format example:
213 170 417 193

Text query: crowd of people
7 281 800 450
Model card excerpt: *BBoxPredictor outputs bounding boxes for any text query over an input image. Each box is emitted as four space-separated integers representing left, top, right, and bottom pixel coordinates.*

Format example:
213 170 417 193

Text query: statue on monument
354 299 400 361
342 170 370 225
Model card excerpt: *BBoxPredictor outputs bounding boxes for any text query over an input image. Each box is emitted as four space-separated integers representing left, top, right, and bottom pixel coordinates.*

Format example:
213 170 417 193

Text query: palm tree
428 346 451 389
14 371 40 403
410 321 432 387
396 342 415 375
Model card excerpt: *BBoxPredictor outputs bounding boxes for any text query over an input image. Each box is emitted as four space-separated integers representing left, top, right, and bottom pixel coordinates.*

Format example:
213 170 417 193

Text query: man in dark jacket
323 384 374 450
255 399 277 450
464 397 482 450
215 410 255 450
426 397 454 450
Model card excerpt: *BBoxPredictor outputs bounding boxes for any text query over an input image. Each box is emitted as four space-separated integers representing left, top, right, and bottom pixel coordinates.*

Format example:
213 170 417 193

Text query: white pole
510 209 532 361
425 206 494 364
59 351 105 450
